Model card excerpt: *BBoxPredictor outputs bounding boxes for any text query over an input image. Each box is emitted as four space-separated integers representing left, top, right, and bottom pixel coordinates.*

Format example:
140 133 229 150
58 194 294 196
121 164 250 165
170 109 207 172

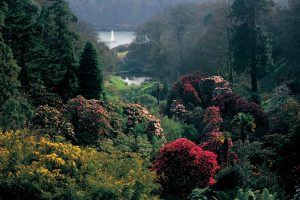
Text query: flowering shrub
64 96 112 145
31 105 75 141
203 106 223 135
212 92 267 134
124 103 164 138
166 73 231 116
166 73 267 136
201 106 238 166
169 100 189 121
153 138 219 198
165 72 205 114
0 131 159 199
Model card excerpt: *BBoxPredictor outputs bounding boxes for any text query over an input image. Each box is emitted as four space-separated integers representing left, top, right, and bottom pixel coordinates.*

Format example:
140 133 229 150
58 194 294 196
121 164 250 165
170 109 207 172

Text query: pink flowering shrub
31 105 75 140
153 138 219 198
64 96 112 145
169 100 189 121
123 103 164 138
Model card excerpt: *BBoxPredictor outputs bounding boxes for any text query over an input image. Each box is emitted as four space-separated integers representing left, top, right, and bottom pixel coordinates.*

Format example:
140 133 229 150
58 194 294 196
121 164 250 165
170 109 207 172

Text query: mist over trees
66 0 213 30
124 0 300 98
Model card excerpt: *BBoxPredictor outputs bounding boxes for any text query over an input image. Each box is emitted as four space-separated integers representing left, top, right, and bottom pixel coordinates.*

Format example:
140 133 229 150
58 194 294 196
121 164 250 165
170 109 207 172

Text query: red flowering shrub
212 92 268 134
64 96 112 145
123 103 164 138
165 72 206 113
153 138 219 198
200 106 238 166
166 73 231 118
203 106 223 135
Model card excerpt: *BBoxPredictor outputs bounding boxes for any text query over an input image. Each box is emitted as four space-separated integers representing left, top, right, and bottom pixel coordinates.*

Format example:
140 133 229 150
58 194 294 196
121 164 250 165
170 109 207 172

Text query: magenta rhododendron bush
64 96 112 144
153 138 219 197
166 72 268 137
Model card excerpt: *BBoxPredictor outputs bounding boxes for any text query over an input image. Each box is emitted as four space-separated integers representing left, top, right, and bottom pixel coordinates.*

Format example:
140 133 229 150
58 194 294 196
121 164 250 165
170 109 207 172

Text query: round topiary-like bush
153 138 219 198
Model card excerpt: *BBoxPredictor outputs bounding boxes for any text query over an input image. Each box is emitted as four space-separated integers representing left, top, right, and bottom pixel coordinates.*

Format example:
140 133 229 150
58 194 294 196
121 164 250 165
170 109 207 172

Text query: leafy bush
188 188 211 200
160 116 183 142
0 97 33 131
99 133 157 161
153 138 219 198
0 131 159 199
132 94 157 108
216 188 276 200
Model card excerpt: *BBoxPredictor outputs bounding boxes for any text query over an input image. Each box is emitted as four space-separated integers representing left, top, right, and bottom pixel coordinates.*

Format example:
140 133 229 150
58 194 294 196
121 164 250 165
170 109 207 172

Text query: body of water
119 76 151 85
97 31 136 49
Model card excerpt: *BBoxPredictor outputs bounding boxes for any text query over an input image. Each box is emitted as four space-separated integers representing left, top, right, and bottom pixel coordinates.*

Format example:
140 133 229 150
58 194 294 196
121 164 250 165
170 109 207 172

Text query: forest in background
66 0 211 30
123 0 300 101
0 0 300 199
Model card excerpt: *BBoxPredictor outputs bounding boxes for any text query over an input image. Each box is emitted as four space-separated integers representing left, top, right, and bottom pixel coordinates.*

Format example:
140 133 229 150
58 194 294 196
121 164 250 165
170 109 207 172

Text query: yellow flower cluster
0 130 159 199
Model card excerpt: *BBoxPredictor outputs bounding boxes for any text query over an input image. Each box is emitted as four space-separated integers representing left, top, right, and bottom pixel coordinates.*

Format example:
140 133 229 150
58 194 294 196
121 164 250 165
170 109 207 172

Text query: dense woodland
0 0 300 199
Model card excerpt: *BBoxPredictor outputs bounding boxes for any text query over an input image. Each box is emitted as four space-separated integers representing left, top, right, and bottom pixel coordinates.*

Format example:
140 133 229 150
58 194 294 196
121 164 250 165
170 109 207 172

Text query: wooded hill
66 0 211 30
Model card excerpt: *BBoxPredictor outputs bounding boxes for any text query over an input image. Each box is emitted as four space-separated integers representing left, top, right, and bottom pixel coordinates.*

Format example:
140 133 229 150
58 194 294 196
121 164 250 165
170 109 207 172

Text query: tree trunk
250 1 258 103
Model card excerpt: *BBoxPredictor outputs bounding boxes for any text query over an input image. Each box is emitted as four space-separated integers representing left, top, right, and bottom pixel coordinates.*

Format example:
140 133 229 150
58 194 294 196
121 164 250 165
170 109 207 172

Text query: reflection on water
120 76 151 85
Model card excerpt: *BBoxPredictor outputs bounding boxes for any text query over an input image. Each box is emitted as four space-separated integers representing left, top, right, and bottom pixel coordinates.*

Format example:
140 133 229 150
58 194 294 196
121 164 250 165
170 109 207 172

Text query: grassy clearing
117 51 128 59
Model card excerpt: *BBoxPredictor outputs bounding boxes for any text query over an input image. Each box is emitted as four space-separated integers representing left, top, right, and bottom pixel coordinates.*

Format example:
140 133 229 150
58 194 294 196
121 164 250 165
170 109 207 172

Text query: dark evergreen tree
2 0 41 86
78 42 104 100
0 3 32 130
3 0 78 101
0 3 20 106
44 0 78 101
230 0 273 101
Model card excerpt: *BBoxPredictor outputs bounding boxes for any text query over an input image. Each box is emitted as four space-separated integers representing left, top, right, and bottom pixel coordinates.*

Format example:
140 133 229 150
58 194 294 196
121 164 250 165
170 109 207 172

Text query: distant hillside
66 0 209 30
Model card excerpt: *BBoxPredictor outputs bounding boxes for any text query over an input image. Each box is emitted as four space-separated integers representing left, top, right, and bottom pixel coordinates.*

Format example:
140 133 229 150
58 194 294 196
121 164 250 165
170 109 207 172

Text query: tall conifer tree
0 2 32 130
0 3 20 106
78 42 104 100
230 0 273 101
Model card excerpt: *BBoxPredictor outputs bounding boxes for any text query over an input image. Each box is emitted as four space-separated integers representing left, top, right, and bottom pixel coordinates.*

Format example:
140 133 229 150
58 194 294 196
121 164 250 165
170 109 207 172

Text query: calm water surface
119 76 151 85
97 31 135 49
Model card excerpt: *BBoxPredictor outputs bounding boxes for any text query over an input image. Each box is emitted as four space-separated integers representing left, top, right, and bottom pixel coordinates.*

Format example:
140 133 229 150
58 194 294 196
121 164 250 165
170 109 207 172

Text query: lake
119 76 151 85
97 31 136 49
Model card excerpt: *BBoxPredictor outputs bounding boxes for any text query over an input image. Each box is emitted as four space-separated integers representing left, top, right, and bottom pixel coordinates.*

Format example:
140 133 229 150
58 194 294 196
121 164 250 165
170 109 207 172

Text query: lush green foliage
1 0 300 199
0 131 159 200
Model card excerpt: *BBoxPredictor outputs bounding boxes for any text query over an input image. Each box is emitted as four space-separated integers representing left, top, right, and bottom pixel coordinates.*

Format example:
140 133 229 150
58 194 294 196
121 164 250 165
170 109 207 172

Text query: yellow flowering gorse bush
0 131 159 200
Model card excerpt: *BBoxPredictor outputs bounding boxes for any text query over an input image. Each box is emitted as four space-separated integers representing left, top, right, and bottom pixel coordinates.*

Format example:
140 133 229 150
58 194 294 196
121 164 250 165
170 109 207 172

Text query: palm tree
232 112 256 143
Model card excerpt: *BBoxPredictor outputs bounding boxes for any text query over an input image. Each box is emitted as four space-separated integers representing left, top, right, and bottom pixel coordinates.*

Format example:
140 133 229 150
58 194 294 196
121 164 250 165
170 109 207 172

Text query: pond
97 31 135 49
